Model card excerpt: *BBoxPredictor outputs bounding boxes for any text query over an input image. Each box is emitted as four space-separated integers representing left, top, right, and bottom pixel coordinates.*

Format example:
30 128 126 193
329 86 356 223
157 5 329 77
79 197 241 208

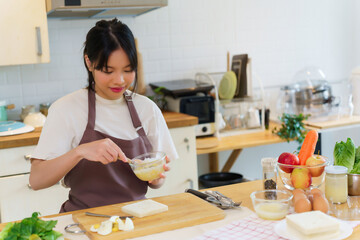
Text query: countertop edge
0 112 198 149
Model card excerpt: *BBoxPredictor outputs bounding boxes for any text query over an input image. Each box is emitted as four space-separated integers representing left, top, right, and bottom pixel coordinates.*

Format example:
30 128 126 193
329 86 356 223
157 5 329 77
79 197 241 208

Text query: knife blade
85 212 133 219
185 189 222 206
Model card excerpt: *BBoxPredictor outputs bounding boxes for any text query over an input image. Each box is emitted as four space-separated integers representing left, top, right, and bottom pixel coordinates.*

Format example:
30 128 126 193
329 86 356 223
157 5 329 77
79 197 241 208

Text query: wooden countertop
1 180 359 239
196 125 284 155
0 112 198 149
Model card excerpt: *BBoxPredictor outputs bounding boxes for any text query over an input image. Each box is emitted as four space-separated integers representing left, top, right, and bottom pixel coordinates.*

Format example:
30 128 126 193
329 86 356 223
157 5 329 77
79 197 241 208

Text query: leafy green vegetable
272 113 310 151
350 146 360 174
0 212 62 240
0 222 14 240
334 138 356 173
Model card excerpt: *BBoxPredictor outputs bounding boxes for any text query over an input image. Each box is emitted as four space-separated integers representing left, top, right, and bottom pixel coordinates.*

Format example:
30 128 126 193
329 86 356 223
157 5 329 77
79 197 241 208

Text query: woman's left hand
148 156 170 188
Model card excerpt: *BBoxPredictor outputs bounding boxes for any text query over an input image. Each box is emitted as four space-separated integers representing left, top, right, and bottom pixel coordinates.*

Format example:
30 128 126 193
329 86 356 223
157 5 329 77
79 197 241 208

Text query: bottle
325 166 348 204
261 158 277 199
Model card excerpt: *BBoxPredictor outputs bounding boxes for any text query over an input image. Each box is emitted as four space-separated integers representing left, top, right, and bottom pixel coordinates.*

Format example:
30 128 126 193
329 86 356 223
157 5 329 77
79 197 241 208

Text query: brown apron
60 89 153 212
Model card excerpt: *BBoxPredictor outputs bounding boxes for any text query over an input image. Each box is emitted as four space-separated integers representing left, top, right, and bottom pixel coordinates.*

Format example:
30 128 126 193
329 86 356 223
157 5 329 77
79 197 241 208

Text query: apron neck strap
87 88 96 130
123 91 147 137
86 89 146 137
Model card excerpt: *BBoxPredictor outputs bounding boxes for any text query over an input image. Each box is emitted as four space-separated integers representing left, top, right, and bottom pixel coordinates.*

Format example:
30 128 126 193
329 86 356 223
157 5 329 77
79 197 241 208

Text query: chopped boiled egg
124 217 134 231
117 218 126 231
90 223 100 232
109 215 120 223
97 220 113 236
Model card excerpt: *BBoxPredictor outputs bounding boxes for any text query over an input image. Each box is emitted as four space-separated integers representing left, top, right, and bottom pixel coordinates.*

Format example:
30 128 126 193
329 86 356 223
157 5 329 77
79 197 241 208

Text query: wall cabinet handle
24 154 32 161
35 27 42 56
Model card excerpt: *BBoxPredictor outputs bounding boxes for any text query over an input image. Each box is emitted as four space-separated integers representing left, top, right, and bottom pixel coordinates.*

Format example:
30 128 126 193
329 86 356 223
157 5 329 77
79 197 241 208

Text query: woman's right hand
76 138 128 164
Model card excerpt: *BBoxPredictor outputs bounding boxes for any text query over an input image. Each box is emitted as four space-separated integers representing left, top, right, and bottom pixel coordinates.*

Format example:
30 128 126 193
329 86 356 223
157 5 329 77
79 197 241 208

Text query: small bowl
250 189 293 220
348 174 360 196
277 155 329 190
129 151 166 182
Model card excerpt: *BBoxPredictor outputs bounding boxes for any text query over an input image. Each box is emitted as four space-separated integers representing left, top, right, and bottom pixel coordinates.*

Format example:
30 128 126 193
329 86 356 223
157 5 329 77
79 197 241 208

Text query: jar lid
325 165 348 174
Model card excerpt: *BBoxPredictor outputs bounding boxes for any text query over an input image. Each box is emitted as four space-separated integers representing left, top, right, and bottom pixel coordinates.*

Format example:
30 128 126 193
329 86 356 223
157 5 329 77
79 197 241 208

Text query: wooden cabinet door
0 174 69 223
0 0 50 66
146 126 198 198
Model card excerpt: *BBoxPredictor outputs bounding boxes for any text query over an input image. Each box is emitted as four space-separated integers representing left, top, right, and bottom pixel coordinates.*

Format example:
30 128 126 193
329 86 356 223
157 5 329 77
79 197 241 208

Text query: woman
29 18 177 212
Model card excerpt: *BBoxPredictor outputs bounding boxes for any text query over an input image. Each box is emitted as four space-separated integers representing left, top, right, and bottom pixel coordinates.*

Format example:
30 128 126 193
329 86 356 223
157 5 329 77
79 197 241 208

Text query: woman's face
86 48 136 100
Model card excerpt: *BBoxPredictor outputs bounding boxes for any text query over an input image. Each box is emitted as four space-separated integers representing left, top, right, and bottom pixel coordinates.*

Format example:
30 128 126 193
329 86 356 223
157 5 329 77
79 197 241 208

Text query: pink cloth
194 214 360 240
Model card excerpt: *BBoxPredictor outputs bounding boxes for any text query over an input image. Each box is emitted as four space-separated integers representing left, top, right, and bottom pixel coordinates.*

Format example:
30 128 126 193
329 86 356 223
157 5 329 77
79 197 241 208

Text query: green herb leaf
272 113 310 151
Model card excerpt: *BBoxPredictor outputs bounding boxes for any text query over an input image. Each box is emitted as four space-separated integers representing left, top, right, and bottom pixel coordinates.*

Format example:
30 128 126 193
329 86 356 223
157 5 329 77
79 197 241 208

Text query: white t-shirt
32 89 178 161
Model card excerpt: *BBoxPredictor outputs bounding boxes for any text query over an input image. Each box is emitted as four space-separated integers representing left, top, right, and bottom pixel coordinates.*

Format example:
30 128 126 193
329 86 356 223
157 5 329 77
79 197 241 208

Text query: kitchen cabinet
146 126 198 198
0 0 50 66
0 146 69 223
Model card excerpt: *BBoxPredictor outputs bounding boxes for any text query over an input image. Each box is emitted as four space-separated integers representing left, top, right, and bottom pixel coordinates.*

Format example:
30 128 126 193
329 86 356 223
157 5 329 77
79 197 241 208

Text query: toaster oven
165 95 215 137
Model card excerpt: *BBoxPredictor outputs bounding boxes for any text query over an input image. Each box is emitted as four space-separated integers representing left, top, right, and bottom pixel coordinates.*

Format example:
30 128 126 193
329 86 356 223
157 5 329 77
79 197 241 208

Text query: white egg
124 217 134 231
90 224 99 232
117 218 126 231
109 215 120 223
97 220 113 236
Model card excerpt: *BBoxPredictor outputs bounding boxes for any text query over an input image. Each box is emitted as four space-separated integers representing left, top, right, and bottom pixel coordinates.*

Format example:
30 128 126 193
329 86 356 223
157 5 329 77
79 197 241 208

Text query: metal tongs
185 189 241 209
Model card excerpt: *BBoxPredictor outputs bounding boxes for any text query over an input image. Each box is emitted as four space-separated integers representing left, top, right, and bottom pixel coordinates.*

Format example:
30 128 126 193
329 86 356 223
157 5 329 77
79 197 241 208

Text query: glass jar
261 158 277 199
39 103 51 117
325 166 348 204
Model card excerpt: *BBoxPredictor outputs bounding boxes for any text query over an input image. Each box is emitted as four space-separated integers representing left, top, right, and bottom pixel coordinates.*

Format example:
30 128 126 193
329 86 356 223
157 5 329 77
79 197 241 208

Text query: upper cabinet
0 0 50 66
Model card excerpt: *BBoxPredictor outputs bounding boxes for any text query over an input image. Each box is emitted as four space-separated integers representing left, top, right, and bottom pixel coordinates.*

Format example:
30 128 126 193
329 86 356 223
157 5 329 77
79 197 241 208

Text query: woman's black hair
83 18 138 91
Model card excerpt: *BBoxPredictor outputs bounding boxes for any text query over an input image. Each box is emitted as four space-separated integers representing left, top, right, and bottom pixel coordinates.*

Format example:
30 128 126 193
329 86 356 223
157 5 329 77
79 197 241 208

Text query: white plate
0 125 34 136
274 218 353 240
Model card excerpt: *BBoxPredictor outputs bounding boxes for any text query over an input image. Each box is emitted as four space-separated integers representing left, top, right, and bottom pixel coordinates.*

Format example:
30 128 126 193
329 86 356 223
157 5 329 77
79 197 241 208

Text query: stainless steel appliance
46 0 168 18
150 79 215 137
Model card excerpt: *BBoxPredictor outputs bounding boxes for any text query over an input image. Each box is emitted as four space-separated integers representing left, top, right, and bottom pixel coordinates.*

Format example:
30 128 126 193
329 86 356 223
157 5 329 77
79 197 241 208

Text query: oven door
179 96 215 124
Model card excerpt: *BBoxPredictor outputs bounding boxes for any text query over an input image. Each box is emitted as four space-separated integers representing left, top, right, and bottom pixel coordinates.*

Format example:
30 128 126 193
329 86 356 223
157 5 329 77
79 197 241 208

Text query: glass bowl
277 155 329 190
129 151 166 181
250 189 293 220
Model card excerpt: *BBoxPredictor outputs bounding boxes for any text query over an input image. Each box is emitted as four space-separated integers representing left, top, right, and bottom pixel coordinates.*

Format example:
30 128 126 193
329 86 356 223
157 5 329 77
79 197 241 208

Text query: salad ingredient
278 152 299 173
291 168 312 189
286 211 340 236
121 199 168 218
123 218 134 231
334 138 356 173
254 202 288 220
97 220 113 236
0 212 62 240
294 198 312 213
305 155 326 177
312 190 329 213
298 130 318 165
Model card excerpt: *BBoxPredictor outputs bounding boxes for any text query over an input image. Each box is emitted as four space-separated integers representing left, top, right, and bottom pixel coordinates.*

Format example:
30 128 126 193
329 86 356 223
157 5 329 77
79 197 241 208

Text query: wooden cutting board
72 193 225 240
304 115 360 129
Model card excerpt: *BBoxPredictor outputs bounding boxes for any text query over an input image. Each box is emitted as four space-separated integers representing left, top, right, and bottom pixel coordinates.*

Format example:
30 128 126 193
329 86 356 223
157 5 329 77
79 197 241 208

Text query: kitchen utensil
129 151 166 181
20 105 36 121
351 66 360 115
0 121 34 136
185 188 241 209
23 112 46 127
199 172 244 188
348 174 360 196
85 212 133 219
71 192 225 239
277 155 329 190
0 101 7 121
250 189 292 220
218 71 237 100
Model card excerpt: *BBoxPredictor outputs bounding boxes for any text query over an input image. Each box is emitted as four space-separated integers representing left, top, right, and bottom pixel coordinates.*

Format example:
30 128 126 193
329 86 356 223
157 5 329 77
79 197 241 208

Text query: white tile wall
0 0 359 122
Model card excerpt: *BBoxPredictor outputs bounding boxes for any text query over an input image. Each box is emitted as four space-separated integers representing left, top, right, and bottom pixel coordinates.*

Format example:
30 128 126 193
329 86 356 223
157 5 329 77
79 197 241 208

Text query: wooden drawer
0 174 69 222
0 146 35 177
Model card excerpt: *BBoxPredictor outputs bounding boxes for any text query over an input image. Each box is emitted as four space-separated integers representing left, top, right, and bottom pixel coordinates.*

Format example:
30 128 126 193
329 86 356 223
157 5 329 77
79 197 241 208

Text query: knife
85 212 133 219
185 189 222 206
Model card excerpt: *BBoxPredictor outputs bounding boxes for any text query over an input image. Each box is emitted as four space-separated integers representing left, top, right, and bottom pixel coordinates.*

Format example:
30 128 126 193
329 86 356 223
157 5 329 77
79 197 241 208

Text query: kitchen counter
0 112 198 149
1 180 359 239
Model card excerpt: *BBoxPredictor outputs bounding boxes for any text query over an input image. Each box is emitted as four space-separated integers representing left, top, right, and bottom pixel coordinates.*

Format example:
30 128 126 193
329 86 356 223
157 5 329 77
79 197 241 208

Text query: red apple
278 152 300 173
306 155 326 177
291 168 312 189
